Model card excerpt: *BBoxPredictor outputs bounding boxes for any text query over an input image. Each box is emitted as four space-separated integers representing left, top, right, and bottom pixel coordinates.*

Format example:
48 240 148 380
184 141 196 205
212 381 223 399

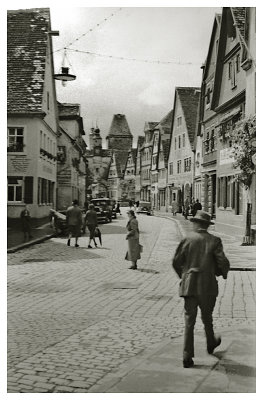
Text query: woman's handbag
139 244 143 253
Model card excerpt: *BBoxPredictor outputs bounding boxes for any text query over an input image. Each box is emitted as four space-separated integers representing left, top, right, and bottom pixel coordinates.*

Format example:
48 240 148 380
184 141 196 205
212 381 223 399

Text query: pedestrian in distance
171 200 178 216
129 199 133 209
20 204 33 241
115 202 122 215
125 209 141 270
183 196 190 219
85 204 99 248
172 210 230 368
66 199 82 247
192 199 202 217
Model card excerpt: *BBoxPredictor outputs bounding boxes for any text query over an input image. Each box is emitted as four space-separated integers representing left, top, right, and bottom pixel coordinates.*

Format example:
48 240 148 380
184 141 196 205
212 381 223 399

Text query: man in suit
172 210 230 368
66 199 83 247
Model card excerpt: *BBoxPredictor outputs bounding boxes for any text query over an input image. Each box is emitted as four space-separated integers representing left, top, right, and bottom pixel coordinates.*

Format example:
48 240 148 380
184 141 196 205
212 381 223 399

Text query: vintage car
137 201 153 216
94 206 110 224
90 198 116 221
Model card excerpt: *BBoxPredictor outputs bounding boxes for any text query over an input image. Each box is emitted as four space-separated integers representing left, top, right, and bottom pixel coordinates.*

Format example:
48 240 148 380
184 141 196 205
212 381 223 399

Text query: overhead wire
65 47 202 66
53 8 122 54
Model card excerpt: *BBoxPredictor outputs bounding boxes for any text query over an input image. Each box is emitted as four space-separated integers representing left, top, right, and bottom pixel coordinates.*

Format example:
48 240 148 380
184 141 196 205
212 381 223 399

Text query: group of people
171 198 202 219
66 200 100 248
20 199 230 370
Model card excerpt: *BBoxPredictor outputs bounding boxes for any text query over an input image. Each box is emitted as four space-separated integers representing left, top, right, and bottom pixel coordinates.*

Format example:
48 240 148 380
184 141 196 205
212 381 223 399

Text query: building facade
199 14 221 218
211 7 247 237
56 103 87 209
167 87 200 212
7 8 59 218
140 122 158 202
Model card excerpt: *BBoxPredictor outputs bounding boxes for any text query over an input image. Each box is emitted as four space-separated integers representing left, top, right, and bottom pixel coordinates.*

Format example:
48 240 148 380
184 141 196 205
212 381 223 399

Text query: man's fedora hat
189 210 214 225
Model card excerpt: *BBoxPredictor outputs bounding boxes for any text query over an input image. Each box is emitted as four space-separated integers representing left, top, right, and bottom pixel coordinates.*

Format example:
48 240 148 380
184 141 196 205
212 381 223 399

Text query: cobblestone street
7 213 256 393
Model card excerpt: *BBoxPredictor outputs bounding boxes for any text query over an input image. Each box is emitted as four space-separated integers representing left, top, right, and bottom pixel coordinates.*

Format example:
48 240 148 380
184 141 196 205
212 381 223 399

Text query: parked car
90 198 116 222
94 206 110 223
137 201 153 215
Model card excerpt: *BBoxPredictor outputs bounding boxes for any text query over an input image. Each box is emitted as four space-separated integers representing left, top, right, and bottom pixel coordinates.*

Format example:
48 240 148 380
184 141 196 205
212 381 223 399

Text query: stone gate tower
106 114 133 151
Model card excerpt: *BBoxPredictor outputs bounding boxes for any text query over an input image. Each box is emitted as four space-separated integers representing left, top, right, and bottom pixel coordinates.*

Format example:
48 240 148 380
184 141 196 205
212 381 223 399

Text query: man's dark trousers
183 295 217 359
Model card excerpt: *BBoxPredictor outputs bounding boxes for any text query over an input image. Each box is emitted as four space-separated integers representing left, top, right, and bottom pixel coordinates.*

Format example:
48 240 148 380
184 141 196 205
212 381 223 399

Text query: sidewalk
89 212 256 393
7 219 55 253
155 211 256 271
91 323 255 393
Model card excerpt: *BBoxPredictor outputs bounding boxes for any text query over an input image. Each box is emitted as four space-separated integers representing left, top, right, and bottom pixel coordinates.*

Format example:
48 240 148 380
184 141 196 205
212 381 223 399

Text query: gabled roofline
203 13 222 81
211 7 245 110
167 87 177 163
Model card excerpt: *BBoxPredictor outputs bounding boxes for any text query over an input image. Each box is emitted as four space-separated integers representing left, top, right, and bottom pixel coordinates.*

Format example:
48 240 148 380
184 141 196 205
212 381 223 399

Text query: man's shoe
183 358 194 368
208 336 221 354
128 266 137 270
67 239 70 246
75 244 79 248
88 245 93 249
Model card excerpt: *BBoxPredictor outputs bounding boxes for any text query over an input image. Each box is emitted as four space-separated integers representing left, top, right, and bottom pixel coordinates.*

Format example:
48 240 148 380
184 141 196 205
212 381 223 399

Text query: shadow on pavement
8 240 103 265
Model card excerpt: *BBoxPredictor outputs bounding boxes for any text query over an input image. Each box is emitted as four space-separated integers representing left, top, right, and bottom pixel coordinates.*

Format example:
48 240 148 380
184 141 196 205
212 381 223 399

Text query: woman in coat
125 210 141 270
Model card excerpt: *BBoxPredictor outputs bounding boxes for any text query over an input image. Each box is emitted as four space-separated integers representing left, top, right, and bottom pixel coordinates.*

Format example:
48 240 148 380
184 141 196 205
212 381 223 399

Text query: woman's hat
127 210 135 217
189 210 214 225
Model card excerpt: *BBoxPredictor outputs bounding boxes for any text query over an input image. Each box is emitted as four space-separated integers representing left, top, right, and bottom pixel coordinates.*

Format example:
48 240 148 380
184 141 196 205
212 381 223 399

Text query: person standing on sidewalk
66 199 82 248
20 204 33 241
85 204 98 248
125 209 141 270
172 210 230 368
192 199 202 217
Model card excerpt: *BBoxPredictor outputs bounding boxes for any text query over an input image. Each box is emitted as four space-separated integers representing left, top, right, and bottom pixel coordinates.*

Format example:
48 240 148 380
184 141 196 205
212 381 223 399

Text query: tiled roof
158 110 173 129
177 87 200 148
7 8 51 113
231 7 246 39
107 114 132 137
58 102 81 117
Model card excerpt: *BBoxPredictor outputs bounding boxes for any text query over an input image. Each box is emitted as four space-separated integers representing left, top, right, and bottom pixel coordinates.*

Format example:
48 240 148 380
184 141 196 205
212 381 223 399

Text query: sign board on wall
219 148 234 165
8 155 32 173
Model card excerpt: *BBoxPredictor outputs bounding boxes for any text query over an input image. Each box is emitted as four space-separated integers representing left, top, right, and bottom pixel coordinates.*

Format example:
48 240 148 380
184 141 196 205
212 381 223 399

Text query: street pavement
7 208 256 393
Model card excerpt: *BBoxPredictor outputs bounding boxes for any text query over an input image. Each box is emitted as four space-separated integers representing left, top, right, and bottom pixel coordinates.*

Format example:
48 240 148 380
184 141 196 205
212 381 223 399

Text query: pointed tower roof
106 114 132 138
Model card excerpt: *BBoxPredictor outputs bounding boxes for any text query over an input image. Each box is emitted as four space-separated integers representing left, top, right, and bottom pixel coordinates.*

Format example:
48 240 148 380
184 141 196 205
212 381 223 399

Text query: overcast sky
49 6 222 147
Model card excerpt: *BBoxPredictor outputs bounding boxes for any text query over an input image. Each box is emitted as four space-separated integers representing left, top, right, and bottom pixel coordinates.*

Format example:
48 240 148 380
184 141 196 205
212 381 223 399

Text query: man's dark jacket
173 229 230 297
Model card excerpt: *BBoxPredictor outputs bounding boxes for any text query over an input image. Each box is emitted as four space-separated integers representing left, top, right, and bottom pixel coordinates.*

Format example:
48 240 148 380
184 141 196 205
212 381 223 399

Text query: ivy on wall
230 115 256 189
